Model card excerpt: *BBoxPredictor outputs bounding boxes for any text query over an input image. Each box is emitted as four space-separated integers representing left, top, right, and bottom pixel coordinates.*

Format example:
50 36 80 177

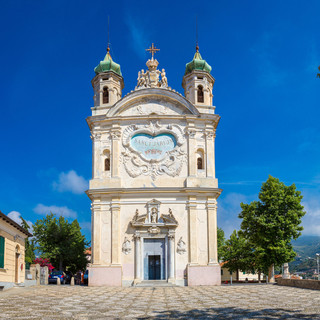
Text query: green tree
239 176 305 279
222 230 256 280
217 227 226 261
33 213 89 273
20 217 35 268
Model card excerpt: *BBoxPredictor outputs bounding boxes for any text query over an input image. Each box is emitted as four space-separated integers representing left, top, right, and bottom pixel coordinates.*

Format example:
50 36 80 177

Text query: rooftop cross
146 43 160 59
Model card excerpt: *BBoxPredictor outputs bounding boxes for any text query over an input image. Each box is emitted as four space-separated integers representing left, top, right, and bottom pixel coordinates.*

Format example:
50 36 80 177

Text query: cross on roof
146 43 160 59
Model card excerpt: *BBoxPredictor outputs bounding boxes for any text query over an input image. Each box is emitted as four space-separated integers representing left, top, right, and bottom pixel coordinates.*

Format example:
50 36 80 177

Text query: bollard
70 277 74 286
57 277 61 285
230 276 232 285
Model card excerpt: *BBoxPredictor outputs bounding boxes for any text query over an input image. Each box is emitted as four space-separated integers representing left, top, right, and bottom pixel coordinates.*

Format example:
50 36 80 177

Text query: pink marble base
187 265 221 286
88 266 122 287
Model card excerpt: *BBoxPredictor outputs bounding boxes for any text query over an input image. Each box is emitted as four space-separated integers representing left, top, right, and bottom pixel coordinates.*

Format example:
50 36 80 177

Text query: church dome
94 48 122 76
185 46 212 75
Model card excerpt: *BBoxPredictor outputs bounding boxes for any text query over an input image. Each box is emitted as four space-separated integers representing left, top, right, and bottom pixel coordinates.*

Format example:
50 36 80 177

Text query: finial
146 43 160 60
196 15 199 52
107 16 110 53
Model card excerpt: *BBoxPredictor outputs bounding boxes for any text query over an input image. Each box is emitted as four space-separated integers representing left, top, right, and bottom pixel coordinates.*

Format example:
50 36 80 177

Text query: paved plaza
1 284 320 319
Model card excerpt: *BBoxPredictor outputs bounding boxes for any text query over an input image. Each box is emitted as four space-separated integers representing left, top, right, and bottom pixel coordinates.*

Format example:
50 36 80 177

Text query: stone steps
135 280 178 287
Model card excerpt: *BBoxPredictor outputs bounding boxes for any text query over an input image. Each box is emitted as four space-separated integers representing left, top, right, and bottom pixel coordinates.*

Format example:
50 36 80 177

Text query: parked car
83 270 88 285
49 271 66 284
65 271 73 284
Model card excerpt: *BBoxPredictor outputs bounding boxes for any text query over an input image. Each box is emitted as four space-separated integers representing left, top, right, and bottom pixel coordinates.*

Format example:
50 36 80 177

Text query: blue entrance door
144 239 166 280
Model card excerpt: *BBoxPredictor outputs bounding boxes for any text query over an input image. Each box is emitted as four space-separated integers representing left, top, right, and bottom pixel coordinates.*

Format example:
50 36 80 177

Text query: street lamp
316 253 320 281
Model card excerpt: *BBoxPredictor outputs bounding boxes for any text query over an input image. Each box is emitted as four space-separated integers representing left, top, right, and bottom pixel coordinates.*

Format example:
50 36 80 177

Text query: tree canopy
33 213 89 273
20 217 35 268
239 175 305 274
217 227 226 261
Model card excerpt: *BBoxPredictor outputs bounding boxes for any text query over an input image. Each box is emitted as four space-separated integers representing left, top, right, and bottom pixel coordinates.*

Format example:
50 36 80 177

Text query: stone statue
122 237 131 255
168 208 174 218
133 209 139 221
161 69 168 87
177 237 186 255
151 207 158 223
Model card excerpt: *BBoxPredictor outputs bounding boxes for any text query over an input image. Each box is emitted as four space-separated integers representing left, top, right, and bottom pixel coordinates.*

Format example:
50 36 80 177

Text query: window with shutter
0 236 5 268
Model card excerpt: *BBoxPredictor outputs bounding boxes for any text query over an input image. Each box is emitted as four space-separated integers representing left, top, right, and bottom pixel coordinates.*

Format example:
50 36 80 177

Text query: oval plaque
130 133 176 160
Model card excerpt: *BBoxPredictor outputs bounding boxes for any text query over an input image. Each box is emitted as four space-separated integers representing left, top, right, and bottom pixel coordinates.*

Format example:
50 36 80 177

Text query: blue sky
1 0 319 241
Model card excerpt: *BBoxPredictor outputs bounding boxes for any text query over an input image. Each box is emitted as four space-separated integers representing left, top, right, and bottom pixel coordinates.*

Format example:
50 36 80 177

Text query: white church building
86 43 222 286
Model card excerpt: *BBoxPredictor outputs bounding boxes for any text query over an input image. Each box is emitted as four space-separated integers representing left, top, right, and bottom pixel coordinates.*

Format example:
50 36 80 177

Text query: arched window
196 149 204 170
103 149 111 171
197 85 204 103
105 158 110 171
197 157 203 170
103 87 109 104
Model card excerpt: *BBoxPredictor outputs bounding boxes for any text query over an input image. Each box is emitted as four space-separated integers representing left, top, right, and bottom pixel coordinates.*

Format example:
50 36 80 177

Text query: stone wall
277 278 320 290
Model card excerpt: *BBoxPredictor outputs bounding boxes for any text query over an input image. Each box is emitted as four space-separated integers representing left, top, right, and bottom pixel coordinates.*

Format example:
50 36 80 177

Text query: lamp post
316 253 320 281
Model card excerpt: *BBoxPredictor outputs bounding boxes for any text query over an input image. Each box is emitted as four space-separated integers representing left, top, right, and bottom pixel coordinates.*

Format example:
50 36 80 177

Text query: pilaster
207 198 218 264
111 198 121 265
186 125 196 177
91 201 101 264
168 232 175 283
205 128 216 178
111 125 121 178
187 197 198 265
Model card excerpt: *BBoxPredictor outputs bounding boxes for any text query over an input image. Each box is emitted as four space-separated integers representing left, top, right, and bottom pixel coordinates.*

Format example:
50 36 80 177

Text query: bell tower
91 46 124 115
182 45 215 114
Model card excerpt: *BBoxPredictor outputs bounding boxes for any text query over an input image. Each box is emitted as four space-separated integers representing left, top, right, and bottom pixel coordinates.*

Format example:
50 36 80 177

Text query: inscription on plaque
130 133 176 160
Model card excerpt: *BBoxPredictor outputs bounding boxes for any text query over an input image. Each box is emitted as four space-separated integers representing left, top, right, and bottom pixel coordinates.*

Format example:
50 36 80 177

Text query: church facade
86 44 222 286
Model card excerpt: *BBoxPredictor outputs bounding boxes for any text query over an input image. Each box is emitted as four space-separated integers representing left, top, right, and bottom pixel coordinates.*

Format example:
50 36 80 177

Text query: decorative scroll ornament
121 121 186 180
177 237 186 255
122 237 132 255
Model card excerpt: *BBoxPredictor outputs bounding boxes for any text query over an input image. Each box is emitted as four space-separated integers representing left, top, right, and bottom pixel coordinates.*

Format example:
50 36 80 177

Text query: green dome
185 47 212 75
94 49 122 76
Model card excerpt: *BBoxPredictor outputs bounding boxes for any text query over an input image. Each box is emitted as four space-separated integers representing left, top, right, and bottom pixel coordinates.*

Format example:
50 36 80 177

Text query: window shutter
0 236 4 268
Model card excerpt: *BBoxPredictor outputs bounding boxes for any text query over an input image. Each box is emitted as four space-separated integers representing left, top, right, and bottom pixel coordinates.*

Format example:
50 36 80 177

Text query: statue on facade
161 69 168 87
151 207 158 223
177 237 186 255
122 237 131 255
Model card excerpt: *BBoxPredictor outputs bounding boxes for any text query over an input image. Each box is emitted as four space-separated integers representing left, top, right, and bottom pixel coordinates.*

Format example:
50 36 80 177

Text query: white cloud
33 204 77 219
52 170 88 194
125 15 149 60
7 211 33 232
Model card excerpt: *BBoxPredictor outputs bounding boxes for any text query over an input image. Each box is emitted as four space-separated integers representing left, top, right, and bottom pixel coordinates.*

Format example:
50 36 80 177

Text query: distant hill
292 235 320 259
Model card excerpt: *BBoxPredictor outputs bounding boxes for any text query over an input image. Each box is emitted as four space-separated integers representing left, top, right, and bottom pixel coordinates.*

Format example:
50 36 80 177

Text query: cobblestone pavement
1 284 320 319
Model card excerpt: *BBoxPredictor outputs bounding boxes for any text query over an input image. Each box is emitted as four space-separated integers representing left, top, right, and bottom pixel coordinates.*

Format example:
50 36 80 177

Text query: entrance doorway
148 255 161 280
143 239 166 280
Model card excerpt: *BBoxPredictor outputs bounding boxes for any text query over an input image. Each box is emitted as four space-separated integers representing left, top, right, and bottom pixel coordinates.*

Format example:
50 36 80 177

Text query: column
187 197 198 264
111 125 121 178
91 200 101 265
111 198 121 265
205 128 216 178
168 233 175 281
186 125 196 176
207 198 218 264
134 233 141 282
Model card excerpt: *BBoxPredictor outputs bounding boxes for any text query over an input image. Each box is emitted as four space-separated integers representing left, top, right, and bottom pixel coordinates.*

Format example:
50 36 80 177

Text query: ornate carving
177 237 186 255
205 129 216 139
110 129 121 140
121 122 186 180
131 201 178 229
122 237 131 255
185 127 196 138
148 226 161 234
135 58 169 90
160 208 178 225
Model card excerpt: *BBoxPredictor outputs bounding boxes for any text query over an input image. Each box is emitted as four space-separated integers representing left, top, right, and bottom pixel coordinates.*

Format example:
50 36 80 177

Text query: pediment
107 88 199 117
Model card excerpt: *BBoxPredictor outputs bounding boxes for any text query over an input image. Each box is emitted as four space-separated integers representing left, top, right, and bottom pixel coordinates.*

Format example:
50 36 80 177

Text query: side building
87 44 222 286
0 211 32 290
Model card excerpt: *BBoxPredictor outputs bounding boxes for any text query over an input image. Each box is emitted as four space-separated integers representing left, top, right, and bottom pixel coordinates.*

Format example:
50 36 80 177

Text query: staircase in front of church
135 280 178 287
